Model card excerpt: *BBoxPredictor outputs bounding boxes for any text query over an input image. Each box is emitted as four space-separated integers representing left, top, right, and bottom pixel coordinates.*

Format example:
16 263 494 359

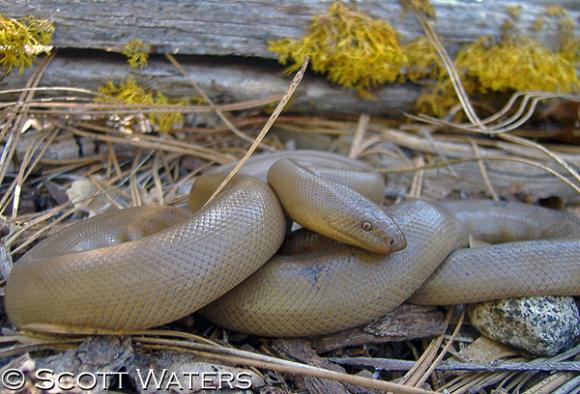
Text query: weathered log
1 1 578 115
0 52 421 116
2 0 578 57
312 305 446 353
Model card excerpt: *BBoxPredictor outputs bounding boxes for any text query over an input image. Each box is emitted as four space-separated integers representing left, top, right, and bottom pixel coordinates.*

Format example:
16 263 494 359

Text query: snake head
268 157 407 255
323 193 407 255
346 206 407 254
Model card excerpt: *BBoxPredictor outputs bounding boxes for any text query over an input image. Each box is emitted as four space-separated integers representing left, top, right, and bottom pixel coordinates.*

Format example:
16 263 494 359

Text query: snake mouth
383 220 407 253
389 230 407 252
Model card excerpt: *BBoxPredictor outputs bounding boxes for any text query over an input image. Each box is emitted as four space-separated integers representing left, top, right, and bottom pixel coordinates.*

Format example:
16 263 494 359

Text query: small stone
468 296 580 356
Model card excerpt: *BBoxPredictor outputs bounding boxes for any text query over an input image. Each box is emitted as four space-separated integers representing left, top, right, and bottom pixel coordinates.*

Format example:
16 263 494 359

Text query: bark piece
313 305 446 353
271 338 351 394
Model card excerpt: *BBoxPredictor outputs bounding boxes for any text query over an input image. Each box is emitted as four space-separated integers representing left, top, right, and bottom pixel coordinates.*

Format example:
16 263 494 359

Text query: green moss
417 35 579 116
556 15 579 64
97 78 188 133
532 16 545 32
399 0 436 19
457 36 577 93
546 4 568 17
0 15 54 75
268 2 407 95
121 39 150 68
403 36 441 82
268 1 578 116
505 5 522 19
415 3 579 116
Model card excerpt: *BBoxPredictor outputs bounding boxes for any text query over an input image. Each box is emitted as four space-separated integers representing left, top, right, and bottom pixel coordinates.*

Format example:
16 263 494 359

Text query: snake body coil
5 151 580 336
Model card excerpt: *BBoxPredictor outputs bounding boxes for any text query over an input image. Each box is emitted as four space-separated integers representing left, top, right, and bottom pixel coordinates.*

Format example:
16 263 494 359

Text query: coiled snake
5 151 580 336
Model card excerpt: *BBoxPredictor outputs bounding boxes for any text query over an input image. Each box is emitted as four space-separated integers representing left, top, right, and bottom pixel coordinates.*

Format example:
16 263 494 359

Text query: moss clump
268 1 578 116
416 3 579 116
97 78 188 133
403 36 441 82
400 0 436 19
532 16 545 32
546 4 568 17
505 5 522 19
552 10 579 64
268 1 407 95
0 15 54 75
121 39 150 68
456 36 577 93
417 36 579 116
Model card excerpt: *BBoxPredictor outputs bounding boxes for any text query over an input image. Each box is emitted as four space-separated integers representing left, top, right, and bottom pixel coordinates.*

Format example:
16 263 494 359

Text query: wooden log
1 0 578 57
1 1 577 115
313 305 446 353
0 52 421 116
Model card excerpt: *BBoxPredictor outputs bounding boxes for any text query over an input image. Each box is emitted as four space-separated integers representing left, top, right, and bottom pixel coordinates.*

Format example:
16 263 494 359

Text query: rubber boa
5 150 580 336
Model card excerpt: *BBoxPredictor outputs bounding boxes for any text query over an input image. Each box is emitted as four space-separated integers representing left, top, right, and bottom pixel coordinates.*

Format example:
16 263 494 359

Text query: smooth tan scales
5 151 580 336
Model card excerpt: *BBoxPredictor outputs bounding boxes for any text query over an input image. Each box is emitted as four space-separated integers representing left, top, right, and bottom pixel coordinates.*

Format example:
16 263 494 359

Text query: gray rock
468 296 580 356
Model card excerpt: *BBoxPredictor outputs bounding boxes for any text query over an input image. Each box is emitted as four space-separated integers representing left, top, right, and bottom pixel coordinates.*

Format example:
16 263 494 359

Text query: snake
5 150 580 337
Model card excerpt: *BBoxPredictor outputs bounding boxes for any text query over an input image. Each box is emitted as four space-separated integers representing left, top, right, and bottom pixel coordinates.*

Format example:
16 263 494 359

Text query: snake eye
361 221 373 231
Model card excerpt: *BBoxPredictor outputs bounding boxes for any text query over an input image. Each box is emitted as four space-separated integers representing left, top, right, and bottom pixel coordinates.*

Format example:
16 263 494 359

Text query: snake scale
5 150 580 336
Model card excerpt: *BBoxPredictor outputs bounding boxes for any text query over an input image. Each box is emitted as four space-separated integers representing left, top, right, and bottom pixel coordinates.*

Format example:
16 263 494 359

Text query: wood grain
2 0 577 57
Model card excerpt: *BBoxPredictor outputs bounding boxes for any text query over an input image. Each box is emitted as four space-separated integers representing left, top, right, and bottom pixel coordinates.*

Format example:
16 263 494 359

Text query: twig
408 156 425 198
379 156 580 195
499 133 580 186
405 2 482 127
59 123 233 164
0 340 82 359
523 372 578 394
415 310 465 388
404 3 580 195
349 113 370 159
403 308 452 386
164 54 275 151
203 57 309 206
0 53 54 187
551 375 580 394
330 358 580 373
2 96 282 115
468 139 499 200
134 337 434 394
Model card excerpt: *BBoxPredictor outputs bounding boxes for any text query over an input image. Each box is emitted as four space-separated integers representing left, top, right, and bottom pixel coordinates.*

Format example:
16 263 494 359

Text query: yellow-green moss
403 36 441 82
399 0 436 19
457 36 577 93
415 3 579 116
532 16 545 32
546 4 568 17
121 39 150 68
268 1 407 95
268 1 578 116
97 78 188 133
417 35 579 115
0 15 54 75
555 14 579 64
505 5 522 19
